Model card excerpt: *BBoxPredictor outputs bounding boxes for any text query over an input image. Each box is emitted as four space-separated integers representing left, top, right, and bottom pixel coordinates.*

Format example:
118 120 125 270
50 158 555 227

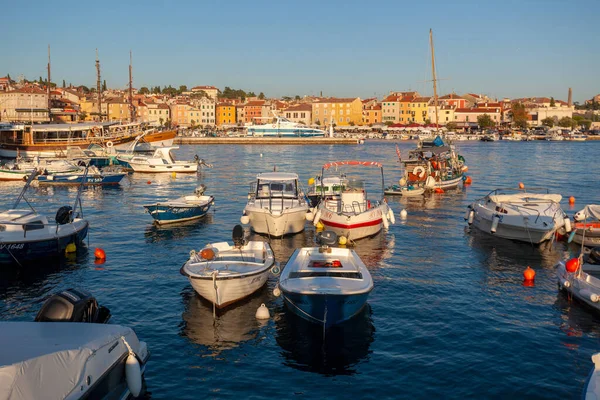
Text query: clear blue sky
2 0 598 102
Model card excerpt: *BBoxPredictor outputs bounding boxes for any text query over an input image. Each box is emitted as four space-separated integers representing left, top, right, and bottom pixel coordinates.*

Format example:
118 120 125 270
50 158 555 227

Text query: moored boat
246 114 326 137
557 249 600 314
180 226 275 308
241 172 309 237
121 147 206 173
572 205 600 247
306 174 347 207
37 165 126 186
277 231 373 328
144 185 214 224
0 157 80 181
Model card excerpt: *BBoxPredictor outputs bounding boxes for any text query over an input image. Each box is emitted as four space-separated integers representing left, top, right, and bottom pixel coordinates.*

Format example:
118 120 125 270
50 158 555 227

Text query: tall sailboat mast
129 51 135 122
429 29 439 132
47 45 52 119
96 49 102 121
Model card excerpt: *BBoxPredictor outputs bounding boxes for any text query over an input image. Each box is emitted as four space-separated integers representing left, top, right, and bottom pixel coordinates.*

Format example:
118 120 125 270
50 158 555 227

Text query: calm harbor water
1 140 599 399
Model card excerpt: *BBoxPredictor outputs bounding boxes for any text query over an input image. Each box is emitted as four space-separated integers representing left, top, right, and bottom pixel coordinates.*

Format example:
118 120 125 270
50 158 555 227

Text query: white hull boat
0 159 79 181
583 352 600 399
278 233 373 328
181 229 275 308
242 172 309 237
572 205 600 247
313 161 394 241
557 249 600 313
120 146 206 173
466 188 570 244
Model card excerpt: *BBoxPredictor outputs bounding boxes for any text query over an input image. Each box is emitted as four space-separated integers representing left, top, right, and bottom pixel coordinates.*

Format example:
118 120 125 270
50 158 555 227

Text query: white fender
464 208 471 221
305 211 314 221
382 211 390 229
313 209 322 227
468 210 474 225
559 278 570 288
491 215 500 234
240 215 250 225
425 175 436 188
580 289 599 303
564 217 572 233
387 206 395 224
125 354 142 397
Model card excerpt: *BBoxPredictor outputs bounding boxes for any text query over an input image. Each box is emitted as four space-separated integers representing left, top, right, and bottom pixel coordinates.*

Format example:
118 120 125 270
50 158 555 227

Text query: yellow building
216 103 236 126
409 97 432 124
311 97 363 126
79 97 107 121
105 97 131 122
363 104 382 125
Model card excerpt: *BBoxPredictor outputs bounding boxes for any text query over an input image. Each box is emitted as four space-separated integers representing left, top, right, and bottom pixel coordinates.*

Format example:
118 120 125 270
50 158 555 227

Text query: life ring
414 166 426 178
106 141 114 148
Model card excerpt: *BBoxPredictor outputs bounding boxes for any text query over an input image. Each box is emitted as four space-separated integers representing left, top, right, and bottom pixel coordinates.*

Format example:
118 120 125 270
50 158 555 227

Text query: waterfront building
409 96 432 124
311 97 363 126
438 93 466 109
454 106 502 127
245 100 265 124
0 86 49 122
512 97 574 127
428 104 456 125
216 103 236 126
146 102 171 126
398 94 418 123
236 104 245 125
105 97 131 122
381 94 401 124
194 97 216 126
283 103 312 125
363 103 382 125
171 103 203 128
190 85 219 100
0 76 14 92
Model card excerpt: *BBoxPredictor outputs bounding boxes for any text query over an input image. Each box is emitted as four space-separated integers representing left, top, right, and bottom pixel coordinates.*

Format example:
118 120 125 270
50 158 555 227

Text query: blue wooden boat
37 165 126 186
143 185 214 225
0 171 89 266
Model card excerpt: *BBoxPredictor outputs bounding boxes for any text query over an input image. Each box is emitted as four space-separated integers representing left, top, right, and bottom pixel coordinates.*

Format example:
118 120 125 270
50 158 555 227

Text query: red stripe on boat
321 219 383 229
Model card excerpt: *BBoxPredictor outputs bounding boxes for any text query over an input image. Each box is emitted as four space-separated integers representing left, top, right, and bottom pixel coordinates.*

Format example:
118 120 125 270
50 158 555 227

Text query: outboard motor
35 288 111 323
55 206 73 225
232 224 245 248
316 230 338 247
195 184 206 196
585 247 600 265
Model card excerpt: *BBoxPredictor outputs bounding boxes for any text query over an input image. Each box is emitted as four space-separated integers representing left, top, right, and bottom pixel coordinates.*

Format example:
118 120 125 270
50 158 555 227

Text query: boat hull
557 262 600 312
245 208 307 237
572 224 600 247
144 202 212 225
0 221 88 265
318 206 384 241
37 173 126 185
470 209 555 244
427 174 463 190
128 163 198 173
0 169 30 181
187 269 271 308
281 290 370 328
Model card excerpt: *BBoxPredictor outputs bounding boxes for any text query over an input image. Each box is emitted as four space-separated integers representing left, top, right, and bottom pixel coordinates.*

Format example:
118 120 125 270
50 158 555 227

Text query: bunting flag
395 144 401 162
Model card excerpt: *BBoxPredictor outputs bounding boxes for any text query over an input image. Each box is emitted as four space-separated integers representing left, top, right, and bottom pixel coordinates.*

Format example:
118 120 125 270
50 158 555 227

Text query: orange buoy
518 182 525 189
200 248 215 260
464 176 472 185
147 181 152 185
523 266 536 281
94 248 106 260
434 188 444 194
94 259 105 266
565 258 580 273
569 196 575 205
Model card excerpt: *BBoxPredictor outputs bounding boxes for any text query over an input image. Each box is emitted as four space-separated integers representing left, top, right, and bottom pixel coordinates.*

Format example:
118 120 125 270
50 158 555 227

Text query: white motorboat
0 158 79 181
583 352 600 399
241 172 309 237
572 205 600 247
277 231 373 328
557 249 600 314
120 146 207 173
306 173 348 207
312 161 394 241
180 226 275 308
0 171 89 266
0 288 150 400
466 188 570 244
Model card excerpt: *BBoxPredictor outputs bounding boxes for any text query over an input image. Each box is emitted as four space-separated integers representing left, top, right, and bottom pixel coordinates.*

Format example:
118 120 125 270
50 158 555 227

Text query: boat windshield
345 179 364 191
256 180 297 198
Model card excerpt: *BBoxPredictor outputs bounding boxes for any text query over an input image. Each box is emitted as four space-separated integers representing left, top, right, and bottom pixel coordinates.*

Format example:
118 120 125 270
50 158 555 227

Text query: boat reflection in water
180 286 271 355
144 213 213 243
251 227 316 266
275 303 375 375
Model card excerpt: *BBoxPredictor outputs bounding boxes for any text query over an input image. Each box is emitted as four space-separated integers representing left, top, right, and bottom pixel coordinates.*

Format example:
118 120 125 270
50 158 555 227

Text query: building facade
216 103 236 126
0 87 49 122
283 103 312 125
311 97 363 126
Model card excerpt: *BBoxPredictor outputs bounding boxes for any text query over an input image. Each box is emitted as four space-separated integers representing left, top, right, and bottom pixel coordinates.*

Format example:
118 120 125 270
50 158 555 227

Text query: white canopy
575 205 600 221
257 172 298 181
0 322 140 400
489 193 563 204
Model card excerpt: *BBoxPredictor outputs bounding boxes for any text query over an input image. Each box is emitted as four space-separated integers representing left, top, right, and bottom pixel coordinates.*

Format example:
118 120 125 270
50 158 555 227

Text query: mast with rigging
429 29 439 133
129 51 135 122
96 49 102 122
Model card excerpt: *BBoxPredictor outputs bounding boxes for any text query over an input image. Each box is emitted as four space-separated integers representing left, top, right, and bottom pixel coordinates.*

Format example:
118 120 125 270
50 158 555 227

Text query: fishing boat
0 171 89 265
557 249 600 314
277 231 373 328
0 288 149 399
180 226 275 308
120 147 207 173
572 205 600 247
466 188 570 244
241 172 309 237
0 157 79 181
143 185 214 224
312 160 394 241
0 121 176 158
246 114 326 137
37 165 126 186
306 174 348 207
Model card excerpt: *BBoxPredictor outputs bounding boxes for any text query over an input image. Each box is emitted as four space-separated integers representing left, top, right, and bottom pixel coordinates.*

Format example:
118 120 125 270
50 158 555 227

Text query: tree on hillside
62 79 66 88
179 85 187 94
477 114 495 129
221 87 247 100
258 92 265 100
139 87 149 95
295 95 301 101
281 96 292 101
550 97 556 107
162 85 178 97
247 91 256 97
102 80 107 91
510 103 529 129
541 117 554 127
152 86 161 94
558 116 574 128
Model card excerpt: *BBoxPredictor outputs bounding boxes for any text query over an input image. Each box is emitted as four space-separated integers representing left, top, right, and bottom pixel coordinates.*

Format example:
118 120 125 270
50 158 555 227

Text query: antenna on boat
47 44 52 119
96 49 102 122
129 50 135 122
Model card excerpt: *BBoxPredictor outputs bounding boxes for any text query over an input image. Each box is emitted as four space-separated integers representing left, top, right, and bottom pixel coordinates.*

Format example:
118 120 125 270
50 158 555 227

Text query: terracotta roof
313 97 358 104
284 103 312 112
217 102 234 107
370 104 382 110
157 103 170 109
411 97 431 103
5 86 46 95
245 100 265 107
383 95 401 102
455 107 501 113
439 94 465 100
191 85 218 90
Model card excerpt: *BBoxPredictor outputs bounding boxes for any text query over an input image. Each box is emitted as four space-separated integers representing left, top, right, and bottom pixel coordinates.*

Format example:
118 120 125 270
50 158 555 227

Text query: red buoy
518 182 525 189
464 176 472 185
147 181 152 185
565 258 580 273
523 266 536 281
434 188 444 194
569 196 575 205
200 248 215 260
94 248 106 260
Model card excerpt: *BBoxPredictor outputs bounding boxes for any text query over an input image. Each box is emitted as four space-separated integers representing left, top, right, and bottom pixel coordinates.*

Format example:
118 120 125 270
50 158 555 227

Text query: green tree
102 80 107 91
477 114 495 128
295 95 301 101
510 103 529 129
39 76 43 83
446 121 458 130
281 96 292 101
541 117 555 127
152 86 161 94
247 91 256 97
580 119 592 130
78 111 88 121
558 116 574 128
159 117 164 126
190 119 196 128
258 92 265 100
6 73 11 81
139 87 149 95
550 97 556 107
179 85 187 94
62 79 66 88
79 85 90 93
572 115 584 123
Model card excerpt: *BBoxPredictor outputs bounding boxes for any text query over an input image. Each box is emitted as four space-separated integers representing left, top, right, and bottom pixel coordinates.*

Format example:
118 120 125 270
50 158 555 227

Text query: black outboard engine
35 288 111 323
232 224 245 247
585 247 600 265
55 206 73 225
316 230 338 247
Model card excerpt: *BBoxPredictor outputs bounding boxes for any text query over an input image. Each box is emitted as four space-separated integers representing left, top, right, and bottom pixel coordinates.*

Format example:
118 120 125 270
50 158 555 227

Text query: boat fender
568 230 577 243
313 209 322 227
563 217 572 233
491 215 500 234
273 286 281 297
387 206 395 224
464 207 471 221
414 166 426 178
468 210 474 225
559 278 570 288
580 289 600 303
382 211 390 229
121 337 142 398
240 215 250 225
255 303 270 319
271 262 281 275
305 211 314 222
106 141 114 148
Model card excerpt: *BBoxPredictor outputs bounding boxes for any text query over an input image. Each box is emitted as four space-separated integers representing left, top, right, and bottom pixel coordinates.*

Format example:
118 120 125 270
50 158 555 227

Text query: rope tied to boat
121 335 136 357
212 270 219 320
